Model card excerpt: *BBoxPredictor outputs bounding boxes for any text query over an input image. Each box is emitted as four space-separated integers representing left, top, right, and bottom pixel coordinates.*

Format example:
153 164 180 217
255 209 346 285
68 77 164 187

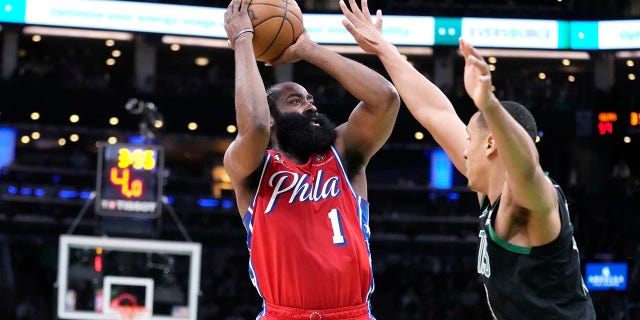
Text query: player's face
463 113 489 193
272 83 337 160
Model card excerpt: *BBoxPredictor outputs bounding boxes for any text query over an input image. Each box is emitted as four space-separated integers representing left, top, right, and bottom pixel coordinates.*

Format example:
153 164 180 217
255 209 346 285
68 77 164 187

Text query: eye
290 98 301 105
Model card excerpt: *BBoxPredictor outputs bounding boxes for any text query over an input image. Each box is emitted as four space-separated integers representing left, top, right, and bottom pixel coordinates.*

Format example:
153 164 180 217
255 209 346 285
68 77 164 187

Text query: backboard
57 235 201 320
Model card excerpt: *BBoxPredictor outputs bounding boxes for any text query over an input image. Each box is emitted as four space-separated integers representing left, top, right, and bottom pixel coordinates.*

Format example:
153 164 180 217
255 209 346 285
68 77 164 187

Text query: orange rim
112 305 148 320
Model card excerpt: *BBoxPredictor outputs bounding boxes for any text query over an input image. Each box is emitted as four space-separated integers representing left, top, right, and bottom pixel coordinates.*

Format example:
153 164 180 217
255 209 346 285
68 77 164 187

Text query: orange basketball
248 0 304 62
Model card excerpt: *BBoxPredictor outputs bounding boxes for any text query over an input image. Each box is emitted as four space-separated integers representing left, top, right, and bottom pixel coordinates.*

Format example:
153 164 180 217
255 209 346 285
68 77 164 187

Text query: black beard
274 111 337 161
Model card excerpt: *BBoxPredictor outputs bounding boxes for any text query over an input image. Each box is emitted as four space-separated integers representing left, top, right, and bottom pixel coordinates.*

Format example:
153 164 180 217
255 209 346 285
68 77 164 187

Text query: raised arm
223 0 271 215
339 0 468 175
459 38 560 241
269 32 400 166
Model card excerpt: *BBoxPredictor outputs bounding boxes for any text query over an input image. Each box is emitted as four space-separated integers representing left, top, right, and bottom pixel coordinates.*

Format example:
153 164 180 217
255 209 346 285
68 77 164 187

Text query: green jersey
477 182 595 320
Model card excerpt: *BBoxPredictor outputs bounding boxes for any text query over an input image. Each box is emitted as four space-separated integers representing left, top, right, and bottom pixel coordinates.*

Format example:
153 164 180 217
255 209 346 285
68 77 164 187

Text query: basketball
248 0 304 62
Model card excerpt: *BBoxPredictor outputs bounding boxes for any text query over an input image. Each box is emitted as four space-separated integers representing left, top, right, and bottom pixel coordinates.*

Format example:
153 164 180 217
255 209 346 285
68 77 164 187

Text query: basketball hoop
112 305 149 320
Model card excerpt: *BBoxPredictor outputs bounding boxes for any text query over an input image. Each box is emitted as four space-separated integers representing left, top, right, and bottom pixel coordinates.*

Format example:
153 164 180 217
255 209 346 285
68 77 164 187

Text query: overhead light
161 35 227 48
23 26 134 41
471 48 590 60
161 35 432 56
194 57 209 66
616 51 640 59
322 44 432 56
397 46 433 56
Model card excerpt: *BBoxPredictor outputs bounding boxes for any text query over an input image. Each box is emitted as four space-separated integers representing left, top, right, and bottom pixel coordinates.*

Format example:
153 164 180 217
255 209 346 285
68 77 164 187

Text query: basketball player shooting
223 0 400 319
339 0 596 318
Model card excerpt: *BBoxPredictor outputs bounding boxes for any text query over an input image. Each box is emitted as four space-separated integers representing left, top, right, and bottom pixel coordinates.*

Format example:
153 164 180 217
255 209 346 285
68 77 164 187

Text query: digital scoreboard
96 143 164 217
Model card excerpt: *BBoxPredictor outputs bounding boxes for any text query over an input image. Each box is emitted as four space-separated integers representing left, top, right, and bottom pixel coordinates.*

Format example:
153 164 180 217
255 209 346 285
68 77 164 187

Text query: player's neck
272 146 309 165
485 165 507 204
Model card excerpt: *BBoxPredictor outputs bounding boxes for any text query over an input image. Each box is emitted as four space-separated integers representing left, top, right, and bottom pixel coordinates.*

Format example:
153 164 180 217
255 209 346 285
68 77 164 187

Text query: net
112 305 150 320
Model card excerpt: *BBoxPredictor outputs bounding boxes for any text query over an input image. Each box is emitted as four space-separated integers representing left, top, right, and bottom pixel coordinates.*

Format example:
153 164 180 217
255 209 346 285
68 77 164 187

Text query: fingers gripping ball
248 0 304 62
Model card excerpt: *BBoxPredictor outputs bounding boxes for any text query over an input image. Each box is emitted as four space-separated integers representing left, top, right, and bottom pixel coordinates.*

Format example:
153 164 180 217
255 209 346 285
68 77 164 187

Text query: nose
302 102 318 113
305 103 317 113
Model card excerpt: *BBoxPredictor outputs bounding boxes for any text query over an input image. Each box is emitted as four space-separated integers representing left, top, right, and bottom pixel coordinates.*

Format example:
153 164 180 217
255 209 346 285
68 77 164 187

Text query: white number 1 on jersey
328 209 346 245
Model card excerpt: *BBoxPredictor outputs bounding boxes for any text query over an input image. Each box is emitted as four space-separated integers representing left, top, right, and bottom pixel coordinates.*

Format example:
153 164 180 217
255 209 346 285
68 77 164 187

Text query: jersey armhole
244 152 271 218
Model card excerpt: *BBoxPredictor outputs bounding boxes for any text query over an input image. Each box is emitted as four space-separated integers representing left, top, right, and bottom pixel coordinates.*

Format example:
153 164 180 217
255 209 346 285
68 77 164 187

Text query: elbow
382 83 401 111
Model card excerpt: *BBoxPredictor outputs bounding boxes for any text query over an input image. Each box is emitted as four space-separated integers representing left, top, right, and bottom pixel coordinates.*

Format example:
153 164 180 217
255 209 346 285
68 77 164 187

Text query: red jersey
242 146 375 316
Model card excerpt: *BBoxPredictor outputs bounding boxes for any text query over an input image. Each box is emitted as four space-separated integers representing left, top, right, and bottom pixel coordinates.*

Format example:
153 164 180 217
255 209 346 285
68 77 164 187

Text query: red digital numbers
110 168 143 198
108 148 156 198
597 112 617 136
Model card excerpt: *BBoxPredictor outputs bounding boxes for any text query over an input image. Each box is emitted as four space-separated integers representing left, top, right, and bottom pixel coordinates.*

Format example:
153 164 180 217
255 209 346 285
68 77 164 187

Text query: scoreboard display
96 143 164 217
597 111 640 136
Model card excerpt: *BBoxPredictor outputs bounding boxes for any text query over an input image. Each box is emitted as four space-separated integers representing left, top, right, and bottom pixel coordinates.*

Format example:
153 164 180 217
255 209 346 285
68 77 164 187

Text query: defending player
223 0 400 318
339 0 596 318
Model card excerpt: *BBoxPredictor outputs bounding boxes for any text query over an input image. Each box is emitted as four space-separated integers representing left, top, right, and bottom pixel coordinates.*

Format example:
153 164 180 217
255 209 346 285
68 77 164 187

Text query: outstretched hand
224 0 254 49
459 38 498 110
339 0 386 54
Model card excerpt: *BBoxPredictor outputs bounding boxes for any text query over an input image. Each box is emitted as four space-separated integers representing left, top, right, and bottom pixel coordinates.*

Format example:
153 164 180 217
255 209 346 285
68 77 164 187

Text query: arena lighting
160 35 433 56
161 35 227 48
58 189 79 199
322 44 433 56
472 48 590 60
197 198 219 208
22 26 134 40
221 200 234 209
615 51 640 59
7 186 18 195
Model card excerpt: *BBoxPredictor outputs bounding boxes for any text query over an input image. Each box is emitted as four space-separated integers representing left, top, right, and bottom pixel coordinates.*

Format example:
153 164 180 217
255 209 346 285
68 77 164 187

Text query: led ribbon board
1 1 640 49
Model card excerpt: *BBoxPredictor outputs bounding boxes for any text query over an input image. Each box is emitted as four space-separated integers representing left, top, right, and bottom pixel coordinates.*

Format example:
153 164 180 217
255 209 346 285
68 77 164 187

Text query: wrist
234 33 253 47
232 28 254 47
478 94 500 111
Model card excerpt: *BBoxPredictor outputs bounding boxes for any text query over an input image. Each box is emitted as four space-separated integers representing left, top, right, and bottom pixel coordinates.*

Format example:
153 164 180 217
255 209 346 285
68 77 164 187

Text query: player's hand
265 32 313 66
224 0 253 49
339 0 385 54
459 38 499 110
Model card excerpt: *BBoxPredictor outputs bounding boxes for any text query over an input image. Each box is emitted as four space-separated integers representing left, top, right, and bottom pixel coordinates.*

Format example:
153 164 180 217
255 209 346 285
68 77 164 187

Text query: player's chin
465 176 476 191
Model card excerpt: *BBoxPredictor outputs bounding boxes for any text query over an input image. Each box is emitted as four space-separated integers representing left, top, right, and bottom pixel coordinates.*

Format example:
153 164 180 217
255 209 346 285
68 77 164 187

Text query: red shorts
260 302 374 320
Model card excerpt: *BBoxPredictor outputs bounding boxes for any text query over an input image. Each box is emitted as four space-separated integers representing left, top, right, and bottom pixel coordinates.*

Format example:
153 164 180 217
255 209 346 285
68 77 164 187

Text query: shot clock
96 143 164 217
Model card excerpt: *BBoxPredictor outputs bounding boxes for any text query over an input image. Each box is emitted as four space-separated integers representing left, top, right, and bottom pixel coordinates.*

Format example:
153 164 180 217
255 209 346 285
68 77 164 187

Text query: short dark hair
476 101 538 141
266 84 282 118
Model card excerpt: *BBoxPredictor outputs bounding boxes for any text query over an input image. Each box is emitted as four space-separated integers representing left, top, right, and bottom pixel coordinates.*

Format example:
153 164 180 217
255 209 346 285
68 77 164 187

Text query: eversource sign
585 262 627 291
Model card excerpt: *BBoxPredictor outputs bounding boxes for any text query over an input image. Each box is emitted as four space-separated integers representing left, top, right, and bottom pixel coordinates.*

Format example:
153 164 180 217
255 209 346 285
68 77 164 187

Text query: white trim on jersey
330 146 360 200
246 152 272 215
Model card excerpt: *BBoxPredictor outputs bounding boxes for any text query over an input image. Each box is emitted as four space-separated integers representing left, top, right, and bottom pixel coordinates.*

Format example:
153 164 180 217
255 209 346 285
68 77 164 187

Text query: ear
485 133 498 156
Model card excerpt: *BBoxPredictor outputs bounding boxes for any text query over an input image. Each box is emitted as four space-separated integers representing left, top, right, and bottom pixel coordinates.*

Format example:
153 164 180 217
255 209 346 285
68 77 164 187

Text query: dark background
1 0 640 319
